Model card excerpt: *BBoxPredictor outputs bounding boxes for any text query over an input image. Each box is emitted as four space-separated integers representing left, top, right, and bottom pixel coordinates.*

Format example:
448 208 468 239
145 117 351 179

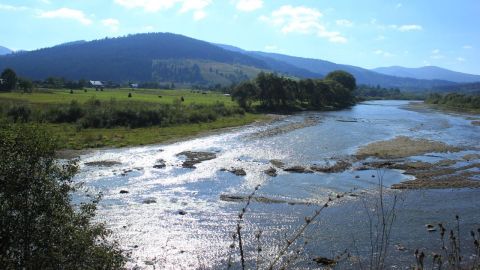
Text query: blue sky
1 0 479 74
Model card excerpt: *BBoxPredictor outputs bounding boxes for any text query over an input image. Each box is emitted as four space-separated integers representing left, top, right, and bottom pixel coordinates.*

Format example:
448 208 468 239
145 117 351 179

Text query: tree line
425 92 480 109
231 70 357 111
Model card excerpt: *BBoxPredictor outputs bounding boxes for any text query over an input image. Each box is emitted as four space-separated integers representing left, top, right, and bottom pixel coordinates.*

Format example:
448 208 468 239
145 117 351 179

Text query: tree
1 68 17 91
17 77 34 93
0 123 125 269
232 81 259 109
325 70 356 91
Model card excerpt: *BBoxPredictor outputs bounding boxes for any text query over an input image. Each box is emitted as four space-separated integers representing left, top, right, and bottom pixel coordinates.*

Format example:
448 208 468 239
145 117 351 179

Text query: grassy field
0 88 236 106
50 113 263 149
0 88 265 150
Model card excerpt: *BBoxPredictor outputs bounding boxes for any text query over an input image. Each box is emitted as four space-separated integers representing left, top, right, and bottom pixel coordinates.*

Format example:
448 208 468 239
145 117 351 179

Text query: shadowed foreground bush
0 123 126 269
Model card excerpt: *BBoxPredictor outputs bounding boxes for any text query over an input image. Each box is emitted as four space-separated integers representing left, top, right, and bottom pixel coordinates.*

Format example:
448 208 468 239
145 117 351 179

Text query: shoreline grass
0 88 267 151
51 113 266 150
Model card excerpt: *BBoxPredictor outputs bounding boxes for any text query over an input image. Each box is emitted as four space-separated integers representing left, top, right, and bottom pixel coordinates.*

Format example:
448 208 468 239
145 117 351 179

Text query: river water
74 100 480 269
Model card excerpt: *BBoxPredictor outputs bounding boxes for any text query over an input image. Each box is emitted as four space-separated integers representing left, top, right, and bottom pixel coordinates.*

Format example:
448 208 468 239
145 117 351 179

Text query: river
74 100 480 269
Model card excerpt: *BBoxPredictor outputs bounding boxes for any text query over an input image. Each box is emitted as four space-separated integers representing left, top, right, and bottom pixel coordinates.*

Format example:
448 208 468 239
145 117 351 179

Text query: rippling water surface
75 101 480 269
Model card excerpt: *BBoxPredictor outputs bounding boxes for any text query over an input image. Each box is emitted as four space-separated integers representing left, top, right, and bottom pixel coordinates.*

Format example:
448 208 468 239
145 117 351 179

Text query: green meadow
0 88 236 106
0 88 264 150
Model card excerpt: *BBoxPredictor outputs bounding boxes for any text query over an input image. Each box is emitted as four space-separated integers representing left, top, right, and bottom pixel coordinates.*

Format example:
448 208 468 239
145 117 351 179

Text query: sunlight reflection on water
75 101 480 269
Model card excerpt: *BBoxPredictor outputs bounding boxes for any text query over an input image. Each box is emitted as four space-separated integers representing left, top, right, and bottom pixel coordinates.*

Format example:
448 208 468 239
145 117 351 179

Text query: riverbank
0 88 275 151
54 112 271 154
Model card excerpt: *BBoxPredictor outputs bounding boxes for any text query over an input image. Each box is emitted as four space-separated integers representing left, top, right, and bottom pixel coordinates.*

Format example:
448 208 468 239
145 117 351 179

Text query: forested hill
246 51 458 91
215 44 460 91
0 46 12 55
0 33 271 82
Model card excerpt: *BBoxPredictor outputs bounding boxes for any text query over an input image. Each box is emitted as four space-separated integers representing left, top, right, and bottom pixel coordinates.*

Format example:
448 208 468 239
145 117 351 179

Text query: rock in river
227 168 247 176
153 159 166 169
142 198 157 204
264 167 277 177
284 166 313 174
176 151 217 169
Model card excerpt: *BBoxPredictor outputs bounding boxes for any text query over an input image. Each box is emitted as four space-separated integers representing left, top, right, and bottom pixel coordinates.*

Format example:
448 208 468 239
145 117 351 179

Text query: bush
0 123 126 269
7 105 31 122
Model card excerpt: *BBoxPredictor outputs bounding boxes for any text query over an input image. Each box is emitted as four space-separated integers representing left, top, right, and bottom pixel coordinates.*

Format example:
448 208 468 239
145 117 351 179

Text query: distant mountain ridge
0 46 13 55
0 33 473 91
0 33 324 85
372 66 480 83
216 44 458 91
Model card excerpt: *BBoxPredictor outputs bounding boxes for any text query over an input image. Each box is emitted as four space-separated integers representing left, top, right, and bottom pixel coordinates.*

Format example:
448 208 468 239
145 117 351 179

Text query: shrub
7 104 31 122
0 123 126 269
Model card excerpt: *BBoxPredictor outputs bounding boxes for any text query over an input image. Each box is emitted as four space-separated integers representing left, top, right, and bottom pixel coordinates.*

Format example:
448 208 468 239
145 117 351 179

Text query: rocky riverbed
73 100 480 269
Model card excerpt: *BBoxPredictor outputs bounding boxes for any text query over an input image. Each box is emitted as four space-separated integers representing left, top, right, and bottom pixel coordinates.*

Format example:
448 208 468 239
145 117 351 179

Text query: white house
89 80 104 90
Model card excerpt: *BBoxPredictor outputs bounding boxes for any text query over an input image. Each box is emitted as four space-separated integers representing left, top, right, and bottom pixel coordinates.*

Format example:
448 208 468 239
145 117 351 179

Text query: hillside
0 33 269 83
215 44 459 91
372 66 480 83
0 46 12 56
246 52 457 91
152 59 265 86
432 82 480 94
0 33 467 90
0 33 322 85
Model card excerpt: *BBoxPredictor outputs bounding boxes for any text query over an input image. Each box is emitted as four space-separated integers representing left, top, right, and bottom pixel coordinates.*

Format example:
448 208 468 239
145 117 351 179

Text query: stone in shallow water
313 257 336 266
119 190 129 194
284 166 313 174
142 198 157 204
84 160 121 167
227 168 246 176
176 151 217 169
264 167 277 177
153 159 166 169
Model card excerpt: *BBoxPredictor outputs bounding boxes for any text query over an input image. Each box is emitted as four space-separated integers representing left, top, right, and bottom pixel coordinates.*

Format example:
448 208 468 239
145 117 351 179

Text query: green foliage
1 68 17 91
17 77 34 93
0 123 125 269
7 104 31 123
355 85 424 100
231 81 259 109
425 93 480 109
0 97 245 129
325 70 357 91
231 71 356 111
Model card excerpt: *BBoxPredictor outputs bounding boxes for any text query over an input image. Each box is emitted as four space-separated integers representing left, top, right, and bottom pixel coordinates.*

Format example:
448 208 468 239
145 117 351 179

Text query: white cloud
114 0 178 12
397 24 422 32
193 10 206 20
234 0 263 12
375 35 386 41
102 18 120 32
463 45 472 49
143 25 155 31
336 19 353 27
114 0 211 20
0 4 28 11
179 0 210 13
395 3 402 8
259 5 347 43
374 49 394 57
39 8 92 25
456 57 465 62
430 49 444 59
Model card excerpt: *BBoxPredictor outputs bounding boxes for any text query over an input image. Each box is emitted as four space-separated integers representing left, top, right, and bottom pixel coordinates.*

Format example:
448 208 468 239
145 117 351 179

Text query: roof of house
90 80 103 86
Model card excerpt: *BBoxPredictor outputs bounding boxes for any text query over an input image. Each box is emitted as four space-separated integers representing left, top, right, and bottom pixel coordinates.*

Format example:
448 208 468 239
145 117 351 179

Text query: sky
1 0 479 74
